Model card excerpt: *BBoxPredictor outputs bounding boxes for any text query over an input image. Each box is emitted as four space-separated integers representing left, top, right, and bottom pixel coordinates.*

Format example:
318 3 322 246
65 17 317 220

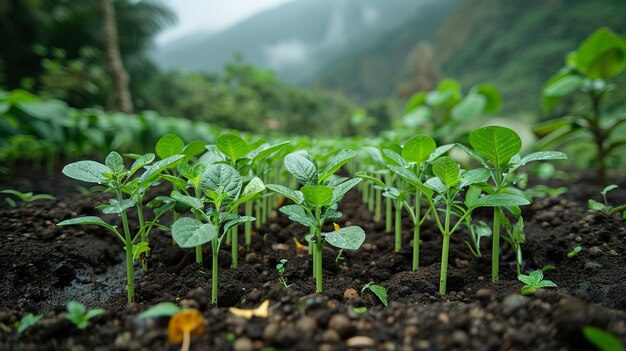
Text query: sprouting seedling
583 326 625 351
170 164 264 305
66 301 104 329
58 151 183 302
464 125 566 282
501 216 525 275
1 189 55 207
15 313 42 334
517 269 557 295
567 246 583 258
588 185 626 218
268 150 365 293
275 258 291 288
400 155 530 295
361 282 388 307
168 310 205 351
464 220 492 258
385 134 454 269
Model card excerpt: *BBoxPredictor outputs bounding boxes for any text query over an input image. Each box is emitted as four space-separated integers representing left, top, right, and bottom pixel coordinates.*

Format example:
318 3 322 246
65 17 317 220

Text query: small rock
295 316 317 336
609 250 618 256
322 329 341 344
454 258 469 269
245 252 257 263
502 294 527 315
179 299 199 310
328 314 352 337
575 236 583 242
362 243 376 251
585 261 604 270
589 246 602 257
403 325 419 339
262 322 280 341
346 336 375 348
233 337 254 351
344 288 359 302
451 330 469 347
437 313 449 325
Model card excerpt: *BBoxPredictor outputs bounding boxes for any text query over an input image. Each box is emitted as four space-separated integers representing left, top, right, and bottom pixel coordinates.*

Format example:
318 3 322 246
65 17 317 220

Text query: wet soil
1 166 626 350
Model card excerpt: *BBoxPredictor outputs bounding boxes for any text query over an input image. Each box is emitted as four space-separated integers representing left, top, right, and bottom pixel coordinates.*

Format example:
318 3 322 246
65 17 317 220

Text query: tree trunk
99 0 133 113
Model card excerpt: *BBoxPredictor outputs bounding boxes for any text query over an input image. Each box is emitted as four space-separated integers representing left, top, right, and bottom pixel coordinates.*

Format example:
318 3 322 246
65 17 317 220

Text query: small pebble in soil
589 246 602 257
502 294 528 315
346 335 376 348
322 329 341 344
262 322 280 342
343 288 359 302
328 314 352 337
454 258 469 268
609 249 618 256
233 337 254 351
585 261 604 270
296 316 318 336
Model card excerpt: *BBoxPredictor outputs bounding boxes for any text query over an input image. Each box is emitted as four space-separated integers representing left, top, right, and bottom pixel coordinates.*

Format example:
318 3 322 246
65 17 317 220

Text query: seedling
1 189 55 207
268 150 365 293
276 258 292 288
588 185 626 218
137 302 181 319
536 27 626 183
15 313 42 334
583 326 625 351
361 282 388 307
568 246 583 258
168 310 205 351
464 220 492 258
59 151 182 302
66 301 104 329
170 163 264 305
465 125 566 282
501 216 525 275
517 270 557 295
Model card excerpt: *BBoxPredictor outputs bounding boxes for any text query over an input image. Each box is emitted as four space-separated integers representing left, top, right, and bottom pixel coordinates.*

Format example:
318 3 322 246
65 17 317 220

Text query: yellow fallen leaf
293 237 304 249
228 300 270 319
333 223 341 231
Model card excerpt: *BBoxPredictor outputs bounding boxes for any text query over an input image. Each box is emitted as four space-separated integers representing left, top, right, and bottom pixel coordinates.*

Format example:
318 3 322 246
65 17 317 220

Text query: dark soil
1 166 626 350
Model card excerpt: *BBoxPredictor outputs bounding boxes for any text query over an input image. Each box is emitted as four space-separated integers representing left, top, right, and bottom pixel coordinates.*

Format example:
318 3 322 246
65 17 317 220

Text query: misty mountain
154 0 452 84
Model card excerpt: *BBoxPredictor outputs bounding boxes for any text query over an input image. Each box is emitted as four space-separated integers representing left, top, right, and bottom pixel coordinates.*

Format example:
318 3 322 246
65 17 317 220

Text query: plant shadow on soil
1 165 626 350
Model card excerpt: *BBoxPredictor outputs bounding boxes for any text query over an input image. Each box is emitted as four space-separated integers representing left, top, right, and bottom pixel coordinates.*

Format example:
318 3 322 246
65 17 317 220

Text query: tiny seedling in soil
14 313 42 334
66 301 104 329
361 282 388 307
1 189 55 207
276 258 292 288
517 270 558 295
582 326 625 351
168 310 205 351
588 185 626 218
568 246 583 258
137 302 181 319
268 150 365 293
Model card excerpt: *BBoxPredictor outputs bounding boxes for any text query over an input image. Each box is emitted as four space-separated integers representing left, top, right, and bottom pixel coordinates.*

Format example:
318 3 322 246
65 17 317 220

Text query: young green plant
588 185 626 218
58 151 182 302
517 269 557 295
1 189 55 207
66 301 104 329
268 150 365 293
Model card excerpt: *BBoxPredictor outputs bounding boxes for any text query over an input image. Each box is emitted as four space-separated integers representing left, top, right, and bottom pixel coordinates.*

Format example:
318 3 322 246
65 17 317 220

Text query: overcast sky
156 0 294 45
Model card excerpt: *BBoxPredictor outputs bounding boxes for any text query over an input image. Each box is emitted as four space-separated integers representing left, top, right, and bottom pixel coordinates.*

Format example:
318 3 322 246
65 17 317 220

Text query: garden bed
1 167 625 350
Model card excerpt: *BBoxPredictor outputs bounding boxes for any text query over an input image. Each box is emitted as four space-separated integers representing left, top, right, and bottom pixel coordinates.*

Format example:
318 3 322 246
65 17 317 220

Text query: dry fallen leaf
168 310 205 351
333 223 341 231
228 299 270 319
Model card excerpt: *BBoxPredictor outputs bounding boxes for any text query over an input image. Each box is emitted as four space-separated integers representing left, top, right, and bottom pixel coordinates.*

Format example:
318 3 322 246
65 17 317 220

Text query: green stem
211 239 218 305
412 193 421 271
136 201 148 272
368 184 375 212
492 207 500 283
314 207 323 293
439 234 450 296
231 222 238 269
255 200 261 229
121 211 134 303
244 201 252 246
394 201 402 252
386 196 392 233
374 188 382 222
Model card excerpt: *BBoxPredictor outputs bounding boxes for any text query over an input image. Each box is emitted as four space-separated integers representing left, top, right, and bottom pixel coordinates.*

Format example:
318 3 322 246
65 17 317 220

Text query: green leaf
266 184 304 204
301 185 333 207
279 205 315 227
58 216 118 235
171 192 204 211
475 84 501 112
387 165 434 198
137 302 181 319
588 199 606 213
470 194 531 208
182 141 208 159
155 134 184 159
63 161 112 184
101 199 135 215
251 140 290 163
451 93 486 122
432 156 460 189
129 153 155 176
138 155 185 186
285 153 318 185
601 185 618 195
364 284 388 307
583 326 625 351
320 149 356 182
160 174 188 191
217 133 249 161
459 168 490 188
332 178 361 203
355 172 385 187
520 286 536 295
323 226 365 250
510 151 568 172
575 27 626 79
200 164 242 198
230 177 265 208
543 75 583 97
469 126 522 166
105 151 125 175
223 216 255 233
402 134 436 163
382 149 407 167
172 217 217 248
405 91 426 112
126 242 150 261
16 313 42 334
535 280 558 288
425 177 446 194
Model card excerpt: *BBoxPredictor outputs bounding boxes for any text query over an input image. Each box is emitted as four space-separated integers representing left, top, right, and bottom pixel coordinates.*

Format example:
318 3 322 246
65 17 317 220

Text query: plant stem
374 188 382 222
492 207 500 283
255 200 261 229
314 207 323 293
394 201 402 252
244 201 252 246
211 239 218 305
231 224 239 269
412 192 421 271
439 234 450 296
368 184 375 212
136 201 148 272
116 187 134 303
195 210 203 265
386 196 392 233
